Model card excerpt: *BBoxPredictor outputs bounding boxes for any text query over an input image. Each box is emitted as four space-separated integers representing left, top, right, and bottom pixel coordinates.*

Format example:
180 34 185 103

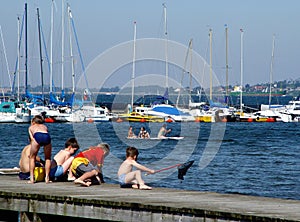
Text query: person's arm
131 160 155 174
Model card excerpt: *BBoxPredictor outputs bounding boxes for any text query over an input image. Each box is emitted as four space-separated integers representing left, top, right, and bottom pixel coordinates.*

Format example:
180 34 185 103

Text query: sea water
0 121 299 201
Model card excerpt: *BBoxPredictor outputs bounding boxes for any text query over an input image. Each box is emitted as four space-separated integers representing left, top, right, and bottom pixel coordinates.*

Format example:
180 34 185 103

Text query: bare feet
45 176 52 184
67 176 76 182
27 180 35 184
139 184 152 190
132 184 139 189
74 178 91 187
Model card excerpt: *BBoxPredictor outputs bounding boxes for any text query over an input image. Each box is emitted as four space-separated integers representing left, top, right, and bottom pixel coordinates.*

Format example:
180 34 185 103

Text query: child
118 146 154 190
28 115 52 184
157 124 171 138
138 127 150 139
49 138 79 181
127 126 137 138
71 143 110 187
19 138 44 180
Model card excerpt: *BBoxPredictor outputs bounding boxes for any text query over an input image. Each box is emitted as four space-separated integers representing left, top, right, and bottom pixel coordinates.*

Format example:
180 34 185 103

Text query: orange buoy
45 117 55 123
221 117 227 122
266 118 275 122
116 118 123 123
166 118 173 123
247 118 253 122
140 118 146 123
87 118 94 123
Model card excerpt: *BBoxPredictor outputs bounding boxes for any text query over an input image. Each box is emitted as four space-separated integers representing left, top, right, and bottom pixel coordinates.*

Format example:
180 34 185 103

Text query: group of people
19 114 155 189
127 124 171 139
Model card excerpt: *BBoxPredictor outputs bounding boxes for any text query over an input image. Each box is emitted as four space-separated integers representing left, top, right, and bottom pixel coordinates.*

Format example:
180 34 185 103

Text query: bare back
53 150 71 166
29 124 48 137
19 145 31 173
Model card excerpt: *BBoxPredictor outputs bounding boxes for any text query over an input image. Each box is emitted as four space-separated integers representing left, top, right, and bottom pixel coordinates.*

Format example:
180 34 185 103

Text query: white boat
80 105 110 122
278 99 300 122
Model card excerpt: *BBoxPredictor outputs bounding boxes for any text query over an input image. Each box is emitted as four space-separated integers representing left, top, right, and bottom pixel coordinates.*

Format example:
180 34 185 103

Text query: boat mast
49 0 54 93
189 39 193 103
67 4 75 93
17 16 21 100
37 8 45 105
0 26 12 93
131 21 137 109
25 3 28 94
62 0 65 92
268 34 275 106
225 24 229 105
209 28 213 100
163 3 168 103
240 28 244 114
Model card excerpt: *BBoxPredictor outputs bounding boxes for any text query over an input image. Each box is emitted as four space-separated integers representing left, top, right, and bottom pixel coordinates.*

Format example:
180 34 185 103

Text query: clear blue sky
1 0 300 89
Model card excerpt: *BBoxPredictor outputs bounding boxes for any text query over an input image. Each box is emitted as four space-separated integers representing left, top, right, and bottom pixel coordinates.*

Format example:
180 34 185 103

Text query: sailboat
0 7 31 123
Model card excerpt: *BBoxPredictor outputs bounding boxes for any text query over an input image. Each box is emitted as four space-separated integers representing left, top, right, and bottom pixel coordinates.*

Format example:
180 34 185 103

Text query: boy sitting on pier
70 143 110 187
49 138 79 181
118 146 154 190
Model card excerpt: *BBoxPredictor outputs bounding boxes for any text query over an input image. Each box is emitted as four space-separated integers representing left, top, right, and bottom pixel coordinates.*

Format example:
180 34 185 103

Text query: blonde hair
97 143 110 154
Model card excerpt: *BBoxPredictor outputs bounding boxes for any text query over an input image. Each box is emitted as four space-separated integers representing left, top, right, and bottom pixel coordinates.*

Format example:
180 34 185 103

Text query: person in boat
28 115 52 184
118 146 154 190
138 127 150 139
49 138 79 182
18 137 45 180
127 126 137 138
157 124 171 138
70 143 110 187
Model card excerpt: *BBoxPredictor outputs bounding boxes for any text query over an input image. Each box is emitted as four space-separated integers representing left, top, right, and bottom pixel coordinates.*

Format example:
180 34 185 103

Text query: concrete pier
0 175 299 221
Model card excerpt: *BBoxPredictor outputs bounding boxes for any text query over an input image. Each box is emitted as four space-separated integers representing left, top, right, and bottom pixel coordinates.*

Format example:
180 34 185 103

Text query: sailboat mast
240 28 244 114
225 25 229 104
163 3 168 101
269 34 275 106
50 0 54 93
17 16 21 100
25 3 28 94
209 28 213 100
37 8 45 105
131 21 137 108
67 4 75 93
189 39 193 103
62 0 65 91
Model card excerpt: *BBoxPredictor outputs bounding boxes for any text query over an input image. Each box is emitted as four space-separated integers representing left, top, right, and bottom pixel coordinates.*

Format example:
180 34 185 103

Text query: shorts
75 162 96 178
118 173 126 185
50 165 64 178
33 132 51 146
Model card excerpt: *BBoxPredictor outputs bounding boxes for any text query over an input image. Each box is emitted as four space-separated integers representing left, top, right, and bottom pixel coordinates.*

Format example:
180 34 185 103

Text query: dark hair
32 115 44 124
126 146 139 159
65 137 79 149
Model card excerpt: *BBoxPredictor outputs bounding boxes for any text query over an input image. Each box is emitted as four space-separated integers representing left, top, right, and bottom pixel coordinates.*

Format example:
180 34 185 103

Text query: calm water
0 121 299 200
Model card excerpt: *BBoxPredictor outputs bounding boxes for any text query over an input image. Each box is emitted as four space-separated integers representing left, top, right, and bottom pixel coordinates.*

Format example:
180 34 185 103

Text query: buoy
45 117 55 123
116 118 123 123
247 118 253 122
266 118 275 122
221 117 227 122
87 118 94 123
140 118 146 123
195 118 200 122
166 118 173 123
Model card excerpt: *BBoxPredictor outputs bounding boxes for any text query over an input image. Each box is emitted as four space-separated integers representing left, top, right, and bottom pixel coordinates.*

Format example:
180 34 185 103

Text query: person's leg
28 141 40 183
43 144 52 183
125 170 144 185
62 156 74 174
74 170 97 187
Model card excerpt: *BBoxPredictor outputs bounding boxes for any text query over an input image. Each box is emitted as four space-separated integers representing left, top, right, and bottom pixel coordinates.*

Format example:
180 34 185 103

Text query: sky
0 0 300 90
